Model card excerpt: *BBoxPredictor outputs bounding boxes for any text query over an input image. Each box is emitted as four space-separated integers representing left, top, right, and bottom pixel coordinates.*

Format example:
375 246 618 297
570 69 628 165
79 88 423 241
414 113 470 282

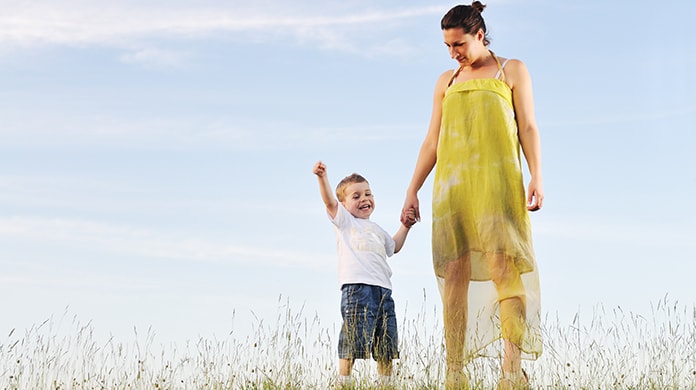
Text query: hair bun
471 1 486 13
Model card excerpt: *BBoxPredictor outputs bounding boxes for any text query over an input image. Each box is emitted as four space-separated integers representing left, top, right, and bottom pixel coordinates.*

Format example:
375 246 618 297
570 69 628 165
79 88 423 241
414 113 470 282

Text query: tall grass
1 295 695 389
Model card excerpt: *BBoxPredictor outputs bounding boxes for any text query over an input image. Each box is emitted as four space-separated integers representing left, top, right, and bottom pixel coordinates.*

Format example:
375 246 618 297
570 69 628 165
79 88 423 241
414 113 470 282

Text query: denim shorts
338 283 399 361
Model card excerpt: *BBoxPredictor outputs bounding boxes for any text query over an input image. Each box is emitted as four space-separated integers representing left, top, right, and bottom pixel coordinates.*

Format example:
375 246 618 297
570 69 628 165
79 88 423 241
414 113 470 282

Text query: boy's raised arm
313 161 338 219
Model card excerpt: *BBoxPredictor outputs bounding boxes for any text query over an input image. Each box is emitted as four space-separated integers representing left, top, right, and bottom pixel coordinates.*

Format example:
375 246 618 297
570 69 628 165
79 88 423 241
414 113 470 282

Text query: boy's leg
376 359 392 376
372 287 398 389
373 288 398 374
338 358 355 388
374 302 394 385
336 364 354 389
376 359 394 389
338 284 373 385
339 358 354 376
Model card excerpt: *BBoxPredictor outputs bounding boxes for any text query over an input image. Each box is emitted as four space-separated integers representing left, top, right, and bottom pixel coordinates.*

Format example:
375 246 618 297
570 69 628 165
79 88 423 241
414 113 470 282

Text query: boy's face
341 182 374 219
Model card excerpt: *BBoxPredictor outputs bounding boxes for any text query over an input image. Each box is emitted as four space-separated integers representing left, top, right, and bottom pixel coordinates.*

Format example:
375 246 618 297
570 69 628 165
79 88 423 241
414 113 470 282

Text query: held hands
402 207 418 229
401 192 420 228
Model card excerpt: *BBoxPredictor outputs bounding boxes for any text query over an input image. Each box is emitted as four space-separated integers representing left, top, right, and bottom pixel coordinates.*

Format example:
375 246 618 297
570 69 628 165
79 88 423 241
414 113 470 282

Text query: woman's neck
470 49 493 69
456 49 493 73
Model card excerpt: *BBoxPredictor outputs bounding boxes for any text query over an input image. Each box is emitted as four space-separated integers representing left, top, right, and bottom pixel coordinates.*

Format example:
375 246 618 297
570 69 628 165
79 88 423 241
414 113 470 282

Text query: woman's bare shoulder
437 68 456 86
502 57 529 71
438 68 456 81
500 58 530 88
431 69 455 95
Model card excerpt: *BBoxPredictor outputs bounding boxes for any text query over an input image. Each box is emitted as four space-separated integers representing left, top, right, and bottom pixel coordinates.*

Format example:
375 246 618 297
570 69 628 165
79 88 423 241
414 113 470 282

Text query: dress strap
447 65 464 88
490 51 509 82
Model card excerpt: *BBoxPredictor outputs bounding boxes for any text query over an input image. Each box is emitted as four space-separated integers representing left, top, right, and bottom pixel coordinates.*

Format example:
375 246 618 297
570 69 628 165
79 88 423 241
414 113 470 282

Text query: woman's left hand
527 177 544 211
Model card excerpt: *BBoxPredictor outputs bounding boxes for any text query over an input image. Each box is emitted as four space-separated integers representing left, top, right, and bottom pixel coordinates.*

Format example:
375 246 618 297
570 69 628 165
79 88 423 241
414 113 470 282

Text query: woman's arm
401 70 451 223
507 59 544 211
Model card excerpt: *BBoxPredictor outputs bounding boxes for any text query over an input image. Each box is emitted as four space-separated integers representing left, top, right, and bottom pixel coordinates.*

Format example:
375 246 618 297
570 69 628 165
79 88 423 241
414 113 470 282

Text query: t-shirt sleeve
330 203 348 228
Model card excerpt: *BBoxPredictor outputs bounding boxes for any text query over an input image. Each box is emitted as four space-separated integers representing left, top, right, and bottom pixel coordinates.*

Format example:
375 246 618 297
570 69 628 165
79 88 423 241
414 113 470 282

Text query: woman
401 2 543 389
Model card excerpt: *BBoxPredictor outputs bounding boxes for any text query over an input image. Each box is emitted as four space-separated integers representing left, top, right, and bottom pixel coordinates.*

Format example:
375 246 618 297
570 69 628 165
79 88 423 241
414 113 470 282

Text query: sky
1 0 695 346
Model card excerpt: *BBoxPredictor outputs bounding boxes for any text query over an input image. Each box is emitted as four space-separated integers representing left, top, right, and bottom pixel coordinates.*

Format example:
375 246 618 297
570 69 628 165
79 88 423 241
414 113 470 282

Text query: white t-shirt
330 204 396 290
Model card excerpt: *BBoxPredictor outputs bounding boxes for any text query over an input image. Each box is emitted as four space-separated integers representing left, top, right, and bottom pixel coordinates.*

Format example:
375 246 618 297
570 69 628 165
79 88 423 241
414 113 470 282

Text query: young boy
312 160 416 388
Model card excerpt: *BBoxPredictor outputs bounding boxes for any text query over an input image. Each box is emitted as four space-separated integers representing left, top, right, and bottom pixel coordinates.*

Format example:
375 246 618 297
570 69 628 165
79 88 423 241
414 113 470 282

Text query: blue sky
1 0 695 345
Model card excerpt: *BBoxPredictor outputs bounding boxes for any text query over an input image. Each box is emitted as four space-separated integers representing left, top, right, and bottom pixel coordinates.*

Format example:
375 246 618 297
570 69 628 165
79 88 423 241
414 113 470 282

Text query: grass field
2 296 695 389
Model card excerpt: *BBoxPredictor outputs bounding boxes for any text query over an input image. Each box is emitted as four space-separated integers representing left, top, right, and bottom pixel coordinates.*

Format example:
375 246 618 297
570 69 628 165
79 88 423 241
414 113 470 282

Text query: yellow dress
432 57 542 361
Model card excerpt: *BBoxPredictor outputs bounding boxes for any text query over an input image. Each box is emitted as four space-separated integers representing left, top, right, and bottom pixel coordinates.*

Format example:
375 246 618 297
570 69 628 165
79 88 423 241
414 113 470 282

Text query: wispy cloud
0 108 420 150
0 2 445 55
0 216 330 269
119 47 190 67
0 110 251 149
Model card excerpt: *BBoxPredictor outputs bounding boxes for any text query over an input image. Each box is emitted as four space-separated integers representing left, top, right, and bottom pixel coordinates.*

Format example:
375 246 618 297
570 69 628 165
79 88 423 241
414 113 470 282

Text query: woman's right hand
401 192 421 225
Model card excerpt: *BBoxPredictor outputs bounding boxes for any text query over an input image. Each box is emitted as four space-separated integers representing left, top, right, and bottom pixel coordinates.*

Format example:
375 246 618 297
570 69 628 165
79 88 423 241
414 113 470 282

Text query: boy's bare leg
376 360 393 388
339 358 354 376
338 358 355 388
443 257 471 389
376 360 392 376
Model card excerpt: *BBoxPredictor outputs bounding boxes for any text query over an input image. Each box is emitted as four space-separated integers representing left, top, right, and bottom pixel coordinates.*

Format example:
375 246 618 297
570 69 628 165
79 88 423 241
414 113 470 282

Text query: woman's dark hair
441 1 490 46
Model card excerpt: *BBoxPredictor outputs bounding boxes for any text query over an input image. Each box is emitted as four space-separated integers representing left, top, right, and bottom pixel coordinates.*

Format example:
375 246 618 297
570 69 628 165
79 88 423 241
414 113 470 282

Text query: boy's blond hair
335 173 368 202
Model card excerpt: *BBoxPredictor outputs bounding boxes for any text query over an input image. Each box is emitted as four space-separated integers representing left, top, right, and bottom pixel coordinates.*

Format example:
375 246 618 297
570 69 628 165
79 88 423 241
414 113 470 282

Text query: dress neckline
447 50 506 88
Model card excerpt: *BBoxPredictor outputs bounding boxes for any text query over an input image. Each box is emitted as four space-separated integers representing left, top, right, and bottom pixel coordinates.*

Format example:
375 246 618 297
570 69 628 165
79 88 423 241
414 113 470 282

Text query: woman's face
443 27 484 65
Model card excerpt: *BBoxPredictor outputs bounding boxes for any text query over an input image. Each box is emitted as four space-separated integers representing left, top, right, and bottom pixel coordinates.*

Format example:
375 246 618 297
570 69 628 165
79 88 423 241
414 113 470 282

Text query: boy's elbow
394 241 406 254
325 203 338 218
